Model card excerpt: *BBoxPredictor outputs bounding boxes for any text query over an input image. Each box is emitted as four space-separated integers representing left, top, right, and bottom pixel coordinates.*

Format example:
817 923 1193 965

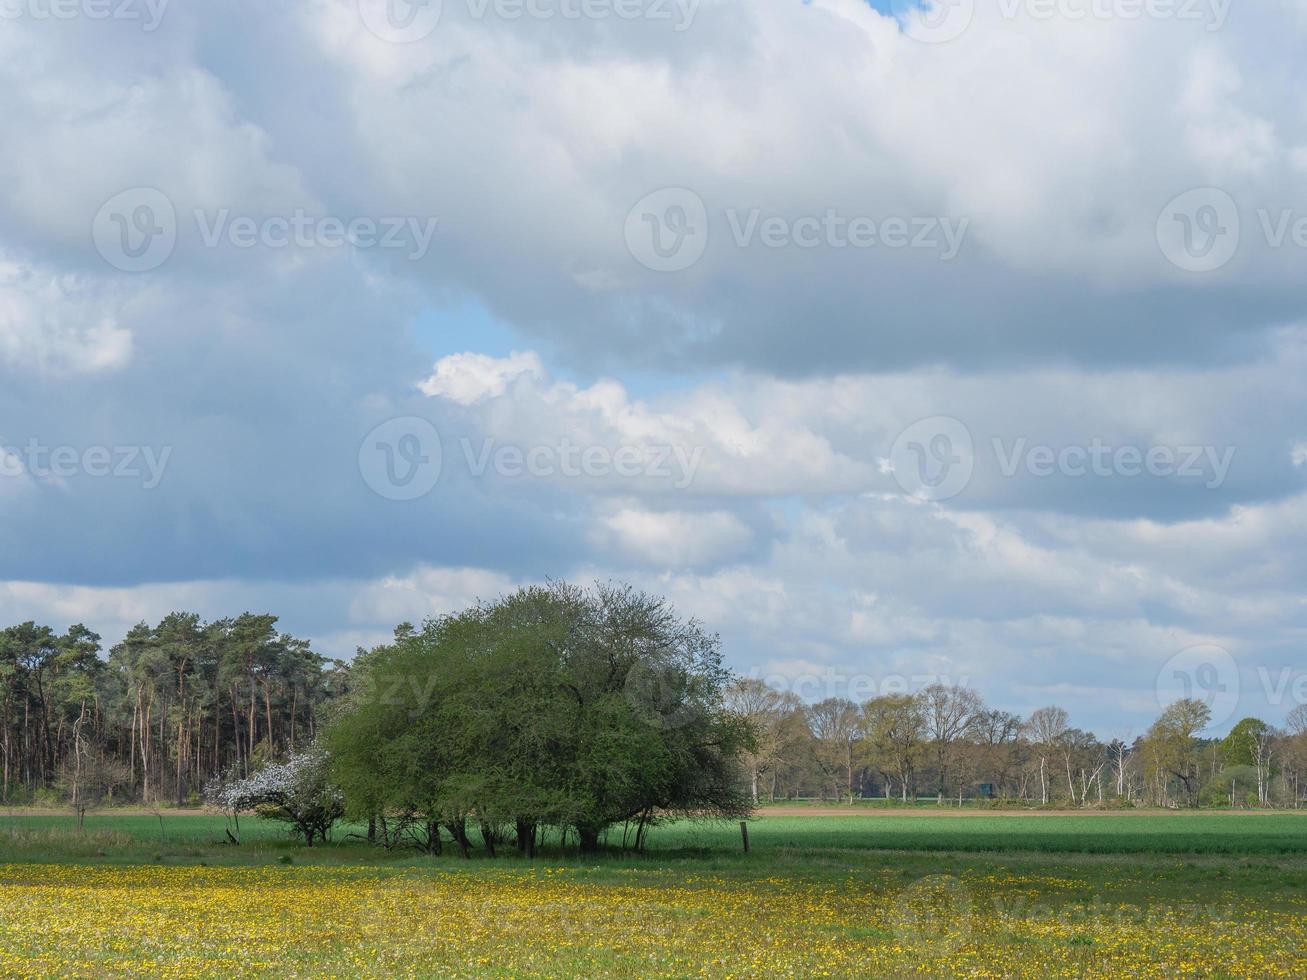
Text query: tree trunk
446 819 471 858
264 683 274 754
515 818 537 858
577 824 602 853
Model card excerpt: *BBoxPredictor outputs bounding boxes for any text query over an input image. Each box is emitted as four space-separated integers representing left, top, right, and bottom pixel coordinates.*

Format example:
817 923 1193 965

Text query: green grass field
4 808 1305 860
1 809 1305 976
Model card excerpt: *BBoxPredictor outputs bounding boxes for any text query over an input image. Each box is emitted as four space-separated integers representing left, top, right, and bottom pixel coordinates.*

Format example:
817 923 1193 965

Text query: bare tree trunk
264 683 274 753
139 697 151 803
129 694 138 792
175 717 185 807
289 687 298 749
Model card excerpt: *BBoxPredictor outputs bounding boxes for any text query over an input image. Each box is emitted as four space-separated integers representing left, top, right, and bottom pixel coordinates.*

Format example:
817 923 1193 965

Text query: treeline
0 614 345 806
727 681 1307 808
8 596 1307 821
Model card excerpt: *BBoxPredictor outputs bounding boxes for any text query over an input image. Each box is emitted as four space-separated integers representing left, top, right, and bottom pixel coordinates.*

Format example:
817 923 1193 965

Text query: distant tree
1145 699 1212 807
0 622 62 793
1059 728 1105 806
1284 706 1307 808
1221 718 1277 806
767 695 816 801
723 678 791 804
921 684 984 803
1287 705 1307 738
862 694 926 801
972 709 1022 799
1025 706 1069 805
56 742 128 832
1106 737 1134 802
807 698 862 802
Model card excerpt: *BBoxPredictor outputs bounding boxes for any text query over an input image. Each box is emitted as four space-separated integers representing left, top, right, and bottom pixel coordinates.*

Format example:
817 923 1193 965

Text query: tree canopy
326 582 753 853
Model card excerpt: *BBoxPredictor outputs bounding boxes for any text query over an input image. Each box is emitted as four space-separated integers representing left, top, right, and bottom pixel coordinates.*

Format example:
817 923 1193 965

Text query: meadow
0 809 1304 977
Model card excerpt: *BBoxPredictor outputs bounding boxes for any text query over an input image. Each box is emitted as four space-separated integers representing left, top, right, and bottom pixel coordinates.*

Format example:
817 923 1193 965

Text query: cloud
0 258 133 374
282 0 1307 374
419 350 544 404
420 342 1307 520
5 1 1307 733
591 505 755 567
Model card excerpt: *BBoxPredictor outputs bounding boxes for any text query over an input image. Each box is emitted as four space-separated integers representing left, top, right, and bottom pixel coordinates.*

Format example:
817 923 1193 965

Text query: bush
1200 766 1258 808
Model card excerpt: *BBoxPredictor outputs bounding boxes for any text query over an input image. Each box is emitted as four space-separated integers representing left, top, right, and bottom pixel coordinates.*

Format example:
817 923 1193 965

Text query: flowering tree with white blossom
205 749 344 846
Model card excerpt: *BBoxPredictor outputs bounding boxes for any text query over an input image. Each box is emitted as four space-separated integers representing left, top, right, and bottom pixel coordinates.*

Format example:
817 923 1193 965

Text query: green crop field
1 809 1305 977
660 811 1307 857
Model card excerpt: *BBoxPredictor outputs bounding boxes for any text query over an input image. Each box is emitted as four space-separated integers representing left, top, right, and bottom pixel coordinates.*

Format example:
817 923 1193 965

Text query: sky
3 0 1307 737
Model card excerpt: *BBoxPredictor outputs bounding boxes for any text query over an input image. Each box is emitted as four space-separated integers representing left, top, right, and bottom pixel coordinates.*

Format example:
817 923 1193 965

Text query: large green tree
327 581 753 855
1144 698 1212 806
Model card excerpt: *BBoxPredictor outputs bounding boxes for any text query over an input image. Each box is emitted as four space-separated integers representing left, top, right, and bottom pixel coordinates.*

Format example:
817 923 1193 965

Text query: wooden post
739 821 750 853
